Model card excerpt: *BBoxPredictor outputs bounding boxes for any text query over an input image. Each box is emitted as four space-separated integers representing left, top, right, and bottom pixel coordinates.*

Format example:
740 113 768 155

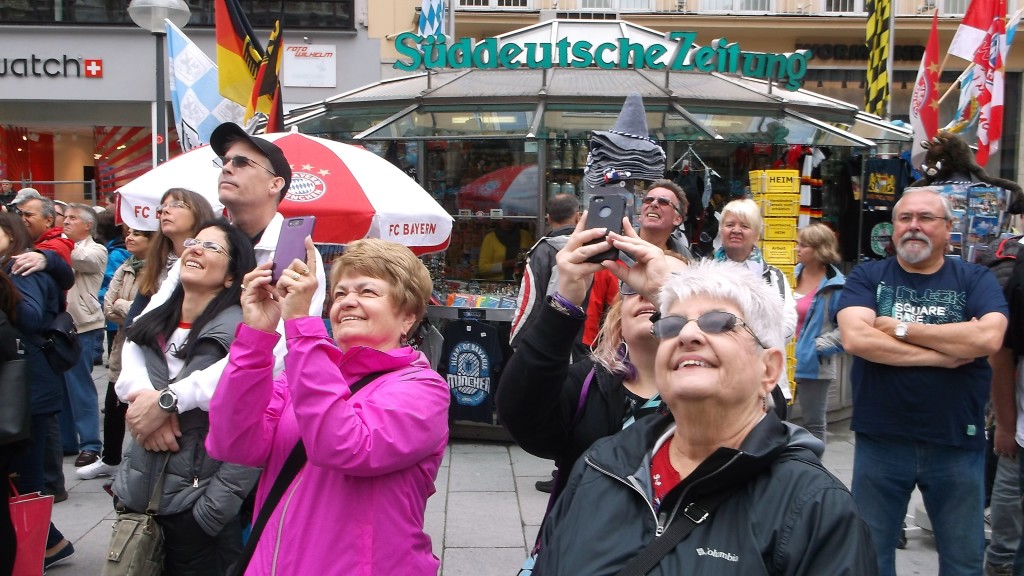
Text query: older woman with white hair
714 198 797 417
531 257 876 575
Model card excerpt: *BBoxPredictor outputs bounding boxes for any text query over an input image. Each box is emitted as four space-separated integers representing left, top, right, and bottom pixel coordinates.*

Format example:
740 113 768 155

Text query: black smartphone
584 193 627 263
271 216 316 284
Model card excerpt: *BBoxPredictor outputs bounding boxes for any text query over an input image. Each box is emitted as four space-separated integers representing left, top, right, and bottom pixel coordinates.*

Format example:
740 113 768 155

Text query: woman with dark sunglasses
532 257 875 575
496 216 685 523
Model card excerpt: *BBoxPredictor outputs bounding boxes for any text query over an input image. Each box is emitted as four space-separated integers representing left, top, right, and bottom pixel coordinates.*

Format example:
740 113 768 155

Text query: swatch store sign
0 54 104 78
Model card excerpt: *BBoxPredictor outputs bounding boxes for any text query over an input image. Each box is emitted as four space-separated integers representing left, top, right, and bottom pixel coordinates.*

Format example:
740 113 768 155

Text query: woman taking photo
113 220 258 575
714 198 796 417
0 213 75 568
793 223 845 447
207 238 449 575
76 227 153 480
533 258 875 575
497 216 684 500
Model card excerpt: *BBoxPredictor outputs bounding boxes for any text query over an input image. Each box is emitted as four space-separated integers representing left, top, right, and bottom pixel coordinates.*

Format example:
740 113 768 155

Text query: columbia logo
695 547 739 562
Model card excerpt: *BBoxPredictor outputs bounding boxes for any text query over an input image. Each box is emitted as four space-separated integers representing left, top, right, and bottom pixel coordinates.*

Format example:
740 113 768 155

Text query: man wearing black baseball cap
126 123 326 448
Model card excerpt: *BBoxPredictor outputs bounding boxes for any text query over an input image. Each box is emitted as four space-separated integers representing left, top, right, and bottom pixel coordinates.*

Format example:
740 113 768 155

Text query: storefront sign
0 55 100 78
394 33 812 91
794 42 924 61
283 44 337 88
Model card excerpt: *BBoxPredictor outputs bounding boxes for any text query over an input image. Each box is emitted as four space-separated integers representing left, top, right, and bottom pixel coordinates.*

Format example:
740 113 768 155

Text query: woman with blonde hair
793 223 845 446
714 198 797 417
497 216 684 507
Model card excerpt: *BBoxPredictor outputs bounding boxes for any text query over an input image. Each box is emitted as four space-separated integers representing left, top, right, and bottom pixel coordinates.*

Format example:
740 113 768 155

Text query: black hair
126 219 256 361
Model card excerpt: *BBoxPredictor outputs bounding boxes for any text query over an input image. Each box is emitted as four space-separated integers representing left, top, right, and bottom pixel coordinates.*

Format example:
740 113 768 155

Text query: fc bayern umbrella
458 164 539 217
116 132 453 255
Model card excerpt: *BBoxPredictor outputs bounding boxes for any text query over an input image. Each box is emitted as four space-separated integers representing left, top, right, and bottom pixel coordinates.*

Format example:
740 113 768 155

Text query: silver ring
240 283 246 290
301 268 310 276
291 272 301 281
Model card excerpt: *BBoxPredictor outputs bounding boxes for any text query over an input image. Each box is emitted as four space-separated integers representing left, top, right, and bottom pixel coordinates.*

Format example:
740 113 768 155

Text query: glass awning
540 103 716 141
357 104 537 139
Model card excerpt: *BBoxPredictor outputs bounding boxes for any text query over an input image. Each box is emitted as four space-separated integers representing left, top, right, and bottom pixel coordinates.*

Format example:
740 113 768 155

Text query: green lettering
721 41 740 73
668 32 697 70
741 52 766 76
448 37 473 68
392 32 423 71
499 44 522 69
764 53 789 80
783 51 810 90
423 35 447 69
570 41 593 68
594 42 616 69
645 44 667 69
525 42 552 69
473 38 498 69
694 46 715 71
556 38 571 66
617 38 645 68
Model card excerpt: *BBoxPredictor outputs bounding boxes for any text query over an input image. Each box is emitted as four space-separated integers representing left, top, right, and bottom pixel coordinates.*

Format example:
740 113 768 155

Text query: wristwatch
894 322 909 341
158 388 179 413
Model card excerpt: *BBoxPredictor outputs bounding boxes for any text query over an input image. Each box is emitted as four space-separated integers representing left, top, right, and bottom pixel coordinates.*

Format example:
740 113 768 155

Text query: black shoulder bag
230 371 389 576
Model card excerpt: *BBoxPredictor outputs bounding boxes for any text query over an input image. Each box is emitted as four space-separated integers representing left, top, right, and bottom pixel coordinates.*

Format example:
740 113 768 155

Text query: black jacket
497 303 640 497
534 413 877 576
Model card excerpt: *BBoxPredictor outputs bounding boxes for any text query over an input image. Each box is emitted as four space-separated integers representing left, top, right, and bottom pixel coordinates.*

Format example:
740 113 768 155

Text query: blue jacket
794 263 845 381
6 260 65 414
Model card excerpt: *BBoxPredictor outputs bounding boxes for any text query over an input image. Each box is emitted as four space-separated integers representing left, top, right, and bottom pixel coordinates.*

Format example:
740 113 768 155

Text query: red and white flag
949 0 998 60
975 0 1007 165
909 10 941 168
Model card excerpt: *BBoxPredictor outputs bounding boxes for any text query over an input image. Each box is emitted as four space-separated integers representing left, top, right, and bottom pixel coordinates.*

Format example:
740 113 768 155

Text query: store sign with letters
0 55 102 78
283 44 336 88
393 32 812 90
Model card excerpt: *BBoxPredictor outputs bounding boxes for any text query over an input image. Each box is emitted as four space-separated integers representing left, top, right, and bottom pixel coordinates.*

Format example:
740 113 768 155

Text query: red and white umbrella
116 132 453 255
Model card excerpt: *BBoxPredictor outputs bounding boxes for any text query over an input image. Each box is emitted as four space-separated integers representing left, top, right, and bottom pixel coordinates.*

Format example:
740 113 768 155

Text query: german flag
247 19 285 133
865 0 891 117
216 0 264 107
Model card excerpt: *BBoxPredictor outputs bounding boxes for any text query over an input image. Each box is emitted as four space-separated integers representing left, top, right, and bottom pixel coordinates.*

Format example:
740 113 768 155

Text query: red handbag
9 482 53 576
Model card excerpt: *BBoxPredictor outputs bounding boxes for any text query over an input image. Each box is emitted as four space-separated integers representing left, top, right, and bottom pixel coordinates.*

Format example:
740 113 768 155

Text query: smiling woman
207 238 450 575
532 259 877 575
111 219 259 575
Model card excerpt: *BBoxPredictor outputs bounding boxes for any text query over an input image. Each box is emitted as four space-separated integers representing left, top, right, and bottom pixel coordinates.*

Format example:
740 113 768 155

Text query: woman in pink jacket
207 238 449 575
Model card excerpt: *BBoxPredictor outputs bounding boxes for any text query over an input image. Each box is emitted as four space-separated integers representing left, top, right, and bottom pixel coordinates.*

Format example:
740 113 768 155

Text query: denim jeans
795 378 830 446
60 328 103 454
987 455 1022 569
852 432 985 576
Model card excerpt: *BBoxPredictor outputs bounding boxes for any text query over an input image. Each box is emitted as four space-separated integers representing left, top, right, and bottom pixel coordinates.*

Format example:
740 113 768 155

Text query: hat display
583 93 666 190
210 122 292 195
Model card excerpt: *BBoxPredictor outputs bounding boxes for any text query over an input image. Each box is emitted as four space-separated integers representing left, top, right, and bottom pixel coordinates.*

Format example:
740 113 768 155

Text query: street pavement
42 362 944 575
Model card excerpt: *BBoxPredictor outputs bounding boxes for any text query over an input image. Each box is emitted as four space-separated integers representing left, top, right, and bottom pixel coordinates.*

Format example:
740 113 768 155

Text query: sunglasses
156 200 189 215
619 281 638 296
183 238 231 259
641 196 679 211
650 311 767 349
212 155 276 176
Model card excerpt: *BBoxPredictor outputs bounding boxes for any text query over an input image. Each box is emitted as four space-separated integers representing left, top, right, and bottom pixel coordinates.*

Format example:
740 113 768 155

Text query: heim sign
393 32 812 91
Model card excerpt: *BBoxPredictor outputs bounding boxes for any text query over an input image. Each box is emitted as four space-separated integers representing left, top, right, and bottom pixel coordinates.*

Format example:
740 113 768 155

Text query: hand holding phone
584 193 628 263
271 216 316 284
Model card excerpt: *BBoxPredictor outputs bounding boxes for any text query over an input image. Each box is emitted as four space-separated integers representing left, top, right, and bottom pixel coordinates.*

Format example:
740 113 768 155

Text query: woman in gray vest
112 220 257 576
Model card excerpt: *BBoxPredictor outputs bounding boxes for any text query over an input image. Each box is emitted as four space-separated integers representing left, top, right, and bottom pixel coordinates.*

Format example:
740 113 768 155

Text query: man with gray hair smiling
60 203 108 471
838 186 1008 576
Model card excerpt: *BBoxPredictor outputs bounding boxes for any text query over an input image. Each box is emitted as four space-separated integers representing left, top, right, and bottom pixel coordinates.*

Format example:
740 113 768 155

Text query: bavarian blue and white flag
166 20 245 152
418 0 445 37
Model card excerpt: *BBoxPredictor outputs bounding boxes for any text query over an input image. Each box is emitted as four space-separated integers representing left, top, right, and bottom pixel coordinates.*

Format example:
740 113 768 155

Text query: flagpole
886 4 894 118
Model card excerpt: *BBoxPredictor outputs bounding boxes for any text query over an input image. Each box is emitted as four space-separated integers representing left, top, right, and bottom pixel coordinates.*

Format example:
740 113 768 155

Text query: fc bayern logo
285 172 327 203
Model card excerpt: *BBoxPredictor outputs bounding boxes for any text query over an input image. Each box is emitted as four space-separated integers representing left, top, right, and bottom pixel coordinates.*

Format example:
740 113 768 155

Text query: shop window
701 0 773 11
822 0 862 12
941 0 968 15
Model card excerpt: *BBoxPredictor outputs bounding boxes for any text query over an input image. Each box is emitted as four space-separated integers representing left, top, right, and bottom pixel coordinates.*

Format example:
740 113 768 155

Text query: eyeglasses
895 213 947 225
641 196 679 211
183 238 231 259
619 281 638 296
650 311 767 349
156 200 189 215
212 155 276 176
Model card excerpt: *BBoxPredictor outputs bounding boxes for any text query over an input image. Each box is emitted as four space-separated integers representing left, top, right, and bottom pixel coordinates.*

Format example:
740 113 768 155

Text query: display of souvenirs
914 184 1009 259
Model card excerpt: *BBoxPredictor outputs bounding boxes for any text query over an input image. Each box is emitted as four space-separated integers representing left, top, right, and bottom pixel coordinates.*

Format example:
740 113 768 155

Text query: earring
617 341 630 362
762 394 768 412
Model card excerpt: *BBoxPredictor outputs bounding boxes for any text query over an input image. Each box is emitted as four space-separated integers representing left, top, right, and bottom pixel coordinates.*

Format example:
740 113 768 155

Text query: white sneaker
76 459 117 480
